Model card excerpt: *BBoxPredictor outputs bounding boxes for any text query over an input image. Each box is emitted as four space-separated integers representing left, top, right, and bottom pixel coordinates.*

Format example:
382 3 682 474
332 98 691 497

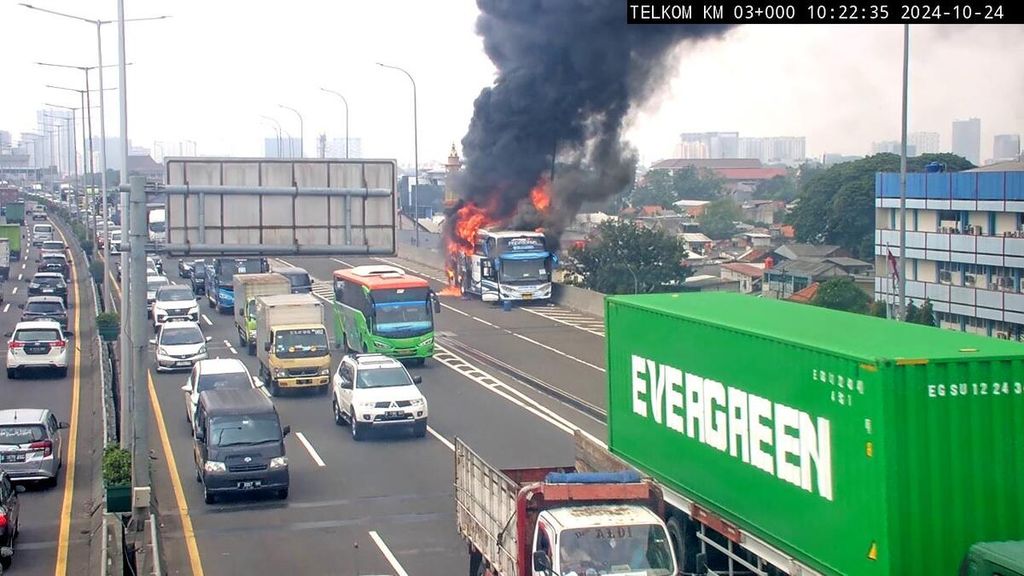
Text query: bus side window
334 280 344 302
475 239 486 256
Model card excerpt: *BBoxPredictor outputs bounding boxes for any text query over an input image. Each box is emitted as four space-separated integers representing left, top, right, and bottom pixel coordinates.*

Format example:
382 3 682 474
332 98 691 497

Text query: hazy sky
2 1 1022 167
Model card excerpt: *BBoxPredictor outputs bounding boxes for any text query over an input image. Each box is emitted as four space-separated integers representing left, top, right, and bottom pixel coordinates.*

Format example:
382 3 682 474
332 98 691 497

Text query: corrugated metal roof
721 262 765 277
965 160 1024 172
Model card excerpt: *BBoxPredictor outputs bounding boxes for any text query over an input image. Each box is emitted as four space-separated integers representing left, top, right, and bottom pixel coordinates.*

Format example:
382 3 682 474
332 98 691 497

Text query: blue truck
206 258 269 313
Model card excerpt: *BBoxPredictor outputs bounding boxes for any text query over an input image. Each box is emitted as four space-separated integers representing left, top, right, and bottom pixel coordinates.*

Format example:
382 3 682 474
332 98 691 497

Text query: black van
275 266 312 294
192 388 290 504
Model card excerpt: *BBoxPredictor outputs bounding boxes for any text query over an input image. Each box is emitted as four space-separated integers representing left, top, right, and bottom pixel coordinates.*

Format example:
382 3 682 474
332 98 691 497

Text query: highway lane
0 211 94 576
282 254 611 414
138 255 582 575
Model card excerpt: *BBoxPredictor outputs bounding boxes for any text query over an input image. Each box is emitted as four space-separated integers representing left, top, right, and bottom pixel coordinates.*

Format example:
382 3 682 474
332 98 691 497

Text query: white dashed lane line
201 314 213 326
369 530 411 576
2 304 8 313
294 432 326 467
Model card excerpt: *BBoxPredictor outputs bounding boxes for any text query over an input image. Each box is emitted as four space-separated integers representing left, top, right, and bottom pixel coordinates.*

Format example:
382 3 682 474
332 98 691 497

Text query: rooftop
788 282 820 303
681 233 713 243
721 262 765 277
965 160 1024 172
775 243 842 260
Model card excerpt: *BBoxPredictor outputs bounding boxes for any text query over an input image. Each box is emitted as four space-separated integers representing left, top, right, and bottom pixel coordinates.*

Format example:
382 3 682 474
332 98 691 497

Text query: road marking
331 258 355 267
11 287 16 294
21 263 25 270
295 432 326 467
17 273 22 281
439 303 470 317
374 257 446 283
426 426 454 452
508 331 605 373
53 223 82 576
201 314 212 326
228 345 238 355
521 306 605 337
222 339 232 349
147 371 205 576
369 531 410 576
472 316 496 328
2 304 7 313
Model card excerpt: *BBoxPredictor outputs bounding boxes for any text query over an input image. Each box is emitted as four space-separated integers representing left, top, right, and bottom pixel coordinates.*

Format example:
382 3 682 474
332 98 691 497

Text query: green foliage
904 299 920 323
671 166 724 201
754 173 799 202
789 153 975 259
630 171 677 209
907 298 937 326
568 220 690 294
96 312 120 330
811 277 870 314
90 261 105 284
102 444 132 486
869 300 889 318
698 197 741 240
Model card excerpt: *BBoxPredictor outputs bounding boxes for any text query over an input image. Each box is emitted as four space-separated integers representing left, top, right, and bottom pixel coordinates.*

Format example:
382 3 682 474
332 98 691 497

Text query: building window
938 210 960 233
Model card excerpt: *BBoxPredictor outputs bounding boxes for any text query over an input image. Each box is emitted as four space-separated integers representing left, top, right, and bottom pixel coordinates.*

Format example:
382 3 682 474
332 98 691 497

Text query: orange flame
530 181 551 214
440 200 500 297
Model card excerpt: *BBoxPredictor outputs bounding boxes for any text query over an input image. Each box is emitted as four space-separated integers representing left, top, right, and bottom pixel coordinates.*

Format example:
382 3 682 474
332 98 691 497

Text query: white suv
5 321 69 379
151 285 199 332
331 354 427 441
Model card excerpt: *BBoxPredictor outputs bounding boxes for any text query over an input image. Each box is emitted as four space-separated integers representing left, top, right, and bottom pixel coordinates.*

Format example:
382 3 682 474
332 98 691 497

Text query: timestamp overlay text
626 0 1020 24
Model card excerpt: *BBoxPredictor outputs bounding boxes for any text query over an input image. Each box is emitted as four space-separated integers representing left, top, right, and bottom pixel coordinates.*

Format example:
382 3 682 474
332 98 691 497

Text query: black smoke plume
447 0 734 248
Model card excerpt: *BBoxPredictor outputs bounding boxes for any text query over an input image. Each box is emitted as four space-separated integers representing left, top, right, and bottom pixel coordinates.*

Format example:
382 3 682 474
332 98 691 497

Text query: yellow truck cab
233 273 291 356
255 294 330 396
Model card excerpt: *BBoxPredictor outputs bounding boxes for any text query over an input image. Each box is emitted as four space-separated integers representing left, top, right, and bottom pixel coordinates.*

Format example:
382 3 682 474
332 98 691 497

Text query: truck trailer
234 273 291 355
597 292 1024 576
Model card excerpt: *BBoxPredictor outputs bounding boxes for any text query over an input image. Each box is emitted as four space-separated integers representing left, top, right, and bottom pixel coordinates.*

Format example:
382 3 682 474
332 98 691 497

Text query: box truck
0 225 21 262
255 294 330 396
234 273 291 355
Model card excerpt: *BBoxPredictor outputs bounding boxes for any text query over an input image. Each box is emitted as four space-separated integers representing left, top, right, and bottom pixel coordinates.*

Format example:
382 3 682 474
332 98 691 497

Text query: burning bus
453 229 556 303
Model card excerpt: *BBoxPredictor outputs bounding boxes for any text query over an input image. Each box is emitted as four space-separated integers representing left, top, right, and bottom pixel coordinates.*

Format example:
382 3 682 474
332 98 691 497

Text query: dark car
0 469 24 569
19 296 68 330
37 253 69 278
27 273 68 307
190 263 210 296
192 388 290 504
275 266 312 294
179 258 206 279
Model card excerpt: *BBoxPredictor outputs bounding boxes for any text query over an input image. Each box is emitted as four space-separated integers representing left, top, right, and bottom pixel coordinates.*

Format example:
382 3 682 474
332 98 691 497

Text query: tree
912 298 936 326
811 277 870 314
869 300 889 318
671 167 724 201
568 220 690 294
754 173 799 202
630 170 677 209
698 197 741 240
788 153 975 259
904 299 919 323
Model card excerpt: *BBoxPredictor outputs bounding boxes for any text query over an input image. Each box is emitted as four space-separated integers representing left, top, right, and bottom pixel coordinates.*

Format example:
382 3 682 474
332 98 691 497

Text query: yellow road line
148 370 205 576
53 225 81 576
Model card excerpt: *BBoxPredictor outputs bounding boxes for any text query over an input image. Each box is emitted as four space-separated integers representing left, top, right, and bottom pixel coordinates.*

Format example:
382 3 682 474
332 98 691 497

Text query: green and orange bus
331 265 440 364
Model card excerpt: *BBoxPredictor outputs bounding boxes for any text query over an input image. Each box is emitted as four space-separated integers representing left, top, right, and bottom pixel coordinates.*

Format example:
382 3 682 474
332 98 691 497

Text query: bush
90 261 105 284
96 312 119 330
102 445 132 486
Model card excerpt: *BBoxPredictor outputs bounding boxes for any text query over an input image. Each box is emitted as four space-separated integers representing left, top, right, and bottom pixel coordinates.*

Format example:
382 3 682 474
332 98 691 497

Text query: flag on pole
887 247 900 281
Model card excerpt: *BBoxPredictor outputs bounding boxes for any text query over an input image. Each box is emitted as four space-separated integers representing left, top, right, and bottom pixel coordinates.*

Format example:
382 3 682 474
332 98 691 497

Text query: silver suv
0 409 68 487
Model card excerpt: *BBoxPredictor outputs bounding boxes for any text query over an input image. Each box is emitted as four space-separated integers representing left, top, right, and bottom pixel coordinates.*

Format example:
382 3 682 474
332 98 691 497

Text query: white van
32 224 53 246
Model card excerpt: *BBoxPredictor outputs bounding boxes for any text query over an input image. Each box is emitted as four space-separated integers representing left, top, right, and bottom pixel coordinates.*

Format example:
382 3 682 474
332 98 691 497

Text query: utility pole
128 176 150 521
897 24 909 321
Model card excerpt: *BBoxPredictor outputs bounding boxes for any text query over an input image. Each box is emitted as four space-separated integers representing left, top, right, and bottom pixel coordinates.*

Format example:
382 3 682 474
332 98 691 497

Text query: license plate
175 361 192 367
237 480 262 490
25 345 48 354
298 379 310 385
386 411 402 418
1 453 25 463
522 293 533 300
42 288 54 293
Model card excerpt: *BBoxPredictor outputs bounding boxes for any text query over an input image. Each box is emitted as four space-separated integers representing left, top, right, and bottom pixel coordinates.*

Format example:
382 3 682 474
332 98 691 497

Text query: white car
181 358 257 431
151 321 211 372
152 285 200 332
5 320 69 379
146 275 170 315
331 354 427 441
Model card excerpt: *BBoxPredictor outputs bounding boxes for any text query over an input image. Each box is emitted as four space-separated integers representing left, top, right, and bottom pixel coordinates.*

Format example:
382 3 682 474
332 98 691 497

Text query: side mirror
65 330 74 338
432 296 441 314
58 421 69 429
148 338 157 346
195 429 205 442
206 336 213 342
181 384 192 393
533 551 551 572
412 376 422 384
14 485 26 494
281 425 291 437
264 342 271 352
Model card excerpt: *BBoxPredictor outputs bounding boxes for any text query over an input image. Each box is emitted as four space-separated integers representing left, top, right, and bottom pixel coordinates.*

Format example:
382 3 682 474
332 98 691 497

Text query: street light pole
44 106 79 190
278 105 304 158
376 62 419 247
897 24 909 321
260 116 283 158
320 88 350 158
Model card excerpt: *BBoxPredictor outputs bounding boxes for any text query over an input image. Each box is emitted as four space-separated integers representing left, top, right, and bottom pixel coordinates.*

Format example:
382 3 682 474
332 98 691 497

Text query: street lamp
897 24 910 321
278 105 304 158
319 88 350 158
260 115 283 158
43 106 80 187
376 62 419 247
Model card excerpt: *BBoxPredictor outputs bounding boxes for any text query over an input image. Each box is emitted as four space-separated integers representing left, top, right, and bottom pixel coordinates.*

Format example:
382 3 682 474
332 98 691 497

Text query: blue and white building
874 163 1024 341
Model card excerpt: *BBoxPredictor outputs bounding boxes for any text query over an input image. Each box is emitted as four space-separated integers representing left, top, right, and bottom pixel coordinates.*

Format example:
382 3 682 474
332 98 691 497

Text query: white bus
456 229 556 303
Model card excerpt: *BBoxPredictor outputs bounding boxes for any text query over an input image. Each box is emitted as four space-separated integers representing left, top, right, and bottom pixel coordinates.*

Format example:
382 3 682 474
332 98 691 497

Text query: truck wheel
269 379 280 397
277 488 288 500
238 332 245 347
6 369 15 380
667 516 698 574
247 342 255 356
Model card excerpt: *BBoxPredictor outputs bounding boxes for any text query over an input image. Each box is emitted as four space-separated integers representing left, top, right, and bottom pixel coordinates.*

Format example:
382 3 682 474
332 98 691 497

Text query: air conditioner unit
964 274 976 286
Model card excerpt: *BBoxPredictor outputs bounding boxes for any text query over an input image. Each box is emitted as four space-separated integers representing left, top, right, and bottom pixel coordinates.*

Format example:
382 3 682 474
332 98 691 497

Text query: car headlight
357 401 376 410
269 456 288 469
410 397 426 407
158 347 169 356
198 345 207 355
319 368 330 376
204 460 226 473
274 368 286 376
374 339 393 349
29 283 39 289
188 306 199 315
419 337 433 347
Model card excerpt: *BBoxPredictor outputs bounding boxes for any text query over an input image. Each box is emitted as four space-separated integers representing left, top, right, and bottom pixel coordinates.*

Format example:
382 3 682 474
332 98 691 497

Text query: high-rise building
0 131 11 152
993 134 1021 161
737 137 768 161
874 168 1024 341
323 137 362 158
908 132 940 154
871 141 917 156
766 137 806 162
679 132 739 159
952 118 981 165
264 137 303 158
37 109 76 175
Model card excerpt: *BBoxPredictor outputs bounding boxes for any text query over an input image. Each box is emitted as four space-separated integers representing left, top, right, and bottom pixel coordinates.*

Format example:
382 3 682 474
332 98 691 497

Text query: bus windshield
500 258 549 283
370 287 432 337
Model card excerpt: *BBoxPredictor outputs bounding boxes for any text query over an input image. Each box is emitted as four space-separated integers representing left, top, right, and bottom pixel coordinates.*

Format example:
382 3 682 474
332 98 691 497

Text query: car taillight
8 341 23 349
53 340 66 349
30 440 52 457
0 515 7 529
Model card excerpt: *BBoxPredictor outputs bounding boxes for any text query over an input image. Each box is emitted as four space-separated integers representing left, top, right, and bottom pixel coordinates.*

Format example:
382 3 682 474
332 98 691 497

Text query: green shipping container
606 292 1024 576
0 225 22 261
5 202 25 225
